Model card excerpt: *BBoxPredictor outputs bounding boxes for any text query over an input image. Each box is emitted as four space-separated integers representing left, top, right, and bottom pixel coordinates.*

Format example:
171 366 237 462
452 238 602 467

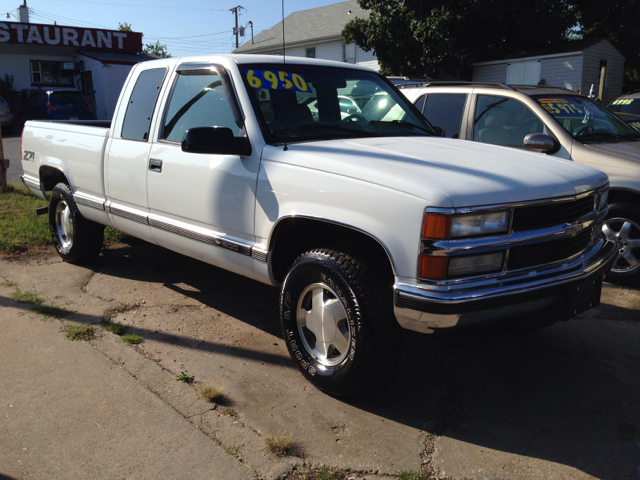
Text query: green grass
225 444 242 456
102 321 129 335
265 433 299 457
121 333 143 344
64 324 95 341
176 372 195 383
0 280 18 287
33 304 74 318
398 470 428 480
0 184 129 253
197 383 225 403
10 288 45 304
0 185 50 252
104 226 129 244
220 406 237 417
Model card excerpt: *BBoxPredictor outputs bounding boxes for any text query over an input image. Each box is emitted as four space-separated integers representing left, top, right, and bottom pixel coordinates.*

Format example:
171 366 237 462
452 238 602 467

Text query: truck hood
265 137 608 208
584 140 640 164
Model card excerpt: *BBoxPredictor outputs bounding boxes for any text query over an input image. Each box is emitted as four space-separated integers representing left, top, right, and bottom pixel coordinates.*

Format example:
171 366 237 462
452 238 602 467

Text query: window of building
344 42 356 64
306 47 316 58
30 61 74 86
506 60 541 85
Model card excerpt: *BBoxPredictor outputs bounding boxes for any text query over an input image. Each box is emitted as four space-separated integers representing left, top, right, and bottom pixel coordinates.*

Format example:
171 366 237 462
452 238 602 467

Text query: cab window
420 93 466 138
161 71 240 143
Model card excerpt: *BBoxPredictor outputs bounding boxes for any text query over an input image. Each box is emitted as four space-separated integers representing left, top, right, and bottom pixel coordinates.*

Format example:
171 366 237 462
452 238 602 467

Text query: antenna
282 0 288 151
281 0 286 62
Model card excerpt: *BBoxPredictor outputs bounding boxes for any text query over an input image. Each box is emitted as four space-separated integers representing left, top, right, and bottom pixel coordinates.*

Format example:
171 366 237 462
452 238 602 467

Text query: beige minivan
400 83 640 284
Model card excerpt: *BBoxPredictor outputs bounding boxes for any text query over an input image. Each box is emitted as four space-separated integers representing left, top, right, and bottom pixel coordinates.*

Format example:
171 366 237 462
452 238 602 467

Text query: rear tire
280 249 401 397
49 182 104 264
603 203 640 285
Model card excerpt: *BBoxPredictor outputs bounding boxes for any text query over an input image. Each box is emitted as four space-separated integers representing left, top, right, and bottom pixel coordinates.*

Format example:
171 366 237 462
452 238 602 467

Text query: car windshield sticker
538 98 583 115
612 98 635 106
245 69 311 93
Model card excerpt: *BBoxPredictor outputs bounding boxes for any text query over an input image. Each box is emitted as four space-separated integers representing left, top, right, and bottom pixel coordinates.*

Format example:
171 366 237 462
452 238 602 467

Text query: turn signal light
418 255 448 279
421 213 450 239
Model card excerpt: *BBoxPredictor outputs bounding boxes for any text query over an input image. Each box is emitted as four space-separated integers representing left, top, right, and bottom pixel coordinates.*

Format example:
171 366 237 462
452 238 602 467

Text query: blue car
23 89 93 121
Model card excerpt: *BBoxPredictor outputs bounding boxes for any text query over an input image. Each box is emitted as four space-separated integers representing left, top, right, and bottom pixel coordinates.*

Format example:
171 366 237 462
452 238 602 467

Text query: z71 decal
23 150 35 162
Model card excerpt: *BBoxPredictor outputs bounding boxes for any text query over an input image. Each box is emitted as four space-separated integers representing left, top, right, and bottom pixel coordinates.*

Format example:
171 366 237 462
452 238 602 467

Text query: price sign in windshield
244 69 311 93
612 98 635 106
538 98 584 115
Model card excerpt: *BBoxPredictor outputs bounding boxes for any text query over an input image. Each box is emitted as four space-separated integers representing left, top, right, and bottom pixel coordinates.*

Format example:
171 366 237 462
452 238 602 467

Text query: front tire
603 203 640 285
49 183 104 264
280 249 401 397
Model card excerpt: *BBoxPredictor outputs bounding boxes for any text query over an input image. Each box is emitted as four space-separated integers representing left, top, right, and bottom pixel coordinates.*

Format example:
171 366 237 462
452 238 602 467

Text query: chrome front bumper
394 237 617 333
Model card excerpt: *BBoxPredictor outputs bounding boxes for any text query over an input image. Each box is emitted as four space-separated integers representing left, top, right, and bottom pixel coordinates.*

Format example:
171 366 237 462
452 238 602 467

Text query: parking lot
1 235 639 479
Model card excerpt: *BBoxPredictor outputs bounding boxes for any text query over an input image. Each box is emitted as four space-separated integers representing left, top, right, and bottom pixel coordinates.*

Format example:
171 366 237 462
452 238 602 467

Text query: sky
0 0 343 57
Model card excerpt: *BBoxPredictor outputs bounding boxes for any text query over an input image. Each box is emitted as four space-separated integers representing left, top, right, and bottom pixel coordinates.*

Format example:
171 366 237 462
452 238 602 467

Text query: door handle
149 158 163 173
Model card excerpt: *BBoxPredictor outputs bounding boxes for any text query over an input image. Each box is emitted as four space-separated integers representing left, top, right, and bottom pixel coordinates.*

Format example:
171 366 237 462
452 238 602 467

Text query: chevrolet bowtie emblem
564 222 584 237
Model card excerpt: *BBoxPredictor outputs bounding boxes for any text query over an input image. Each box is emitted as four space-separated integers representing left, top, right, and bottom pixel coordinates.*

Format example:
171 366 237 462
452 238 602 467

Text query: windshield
608 96 640 115
241 63 435 144
533 95 640 142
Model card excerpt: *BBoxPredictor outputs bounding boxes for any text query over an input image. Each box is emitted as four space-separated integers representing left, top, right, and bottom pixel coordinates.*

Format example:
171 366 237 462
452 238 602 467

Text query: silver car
400 83 640 284
0 94 14 133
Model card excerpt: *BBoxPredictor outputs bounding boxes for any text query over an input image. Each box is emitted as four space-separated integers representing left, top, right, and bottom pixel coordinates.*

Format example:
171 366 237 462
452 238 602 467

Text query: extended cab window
421 93 466 138
160 70 240 143
473 95 543 147
121 67 167 141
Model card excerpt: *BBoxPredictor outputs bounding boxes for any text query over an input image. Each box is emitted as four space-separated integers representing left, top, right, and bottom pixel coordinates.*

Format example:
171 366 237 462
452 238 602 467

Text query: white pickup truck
21 55 616 396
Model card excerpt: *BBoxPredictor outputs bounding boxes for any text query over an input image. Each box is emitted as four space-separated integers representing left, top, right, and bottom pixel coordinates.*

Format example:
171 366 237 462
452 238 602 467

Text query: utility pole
229 5 244 50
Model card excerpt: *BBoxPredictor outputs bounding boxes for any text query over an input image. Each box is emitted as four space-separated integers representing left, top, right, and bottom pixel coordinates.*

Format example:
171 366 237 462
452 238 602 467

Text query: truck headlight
450 211 509 238
422 211 509 239
419 210 510 279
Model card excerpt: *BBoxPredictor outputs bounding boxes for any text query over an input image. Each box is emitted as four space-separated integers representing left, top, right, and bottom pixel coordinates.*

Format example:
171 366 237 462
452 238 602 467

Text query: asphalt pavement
1 243 639 479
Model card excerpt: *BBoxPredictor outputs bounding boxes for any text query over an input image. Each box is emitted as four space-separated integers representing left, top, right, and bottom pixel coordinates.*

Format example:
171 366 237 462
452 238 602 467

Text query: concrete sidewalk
0 287 253 479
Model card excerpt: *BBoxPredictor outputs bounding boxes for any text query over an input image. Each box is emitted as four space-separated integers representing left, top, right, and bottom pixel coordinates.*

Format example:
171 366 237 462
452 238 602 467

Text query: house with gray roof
234 0 379 71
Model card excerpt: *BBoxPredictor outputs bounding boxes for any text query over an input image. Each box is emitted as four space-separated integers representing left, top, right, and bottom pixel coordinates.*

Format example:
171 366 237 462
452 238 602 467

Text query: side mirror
432 125 445 137
523 133 558 154
182 126 251 155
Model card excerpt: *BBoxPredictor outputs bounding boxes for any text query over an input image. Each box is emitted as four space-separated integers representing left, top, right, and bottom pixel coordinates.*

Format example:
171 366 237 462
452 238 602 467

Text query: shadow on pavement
16 240 639 479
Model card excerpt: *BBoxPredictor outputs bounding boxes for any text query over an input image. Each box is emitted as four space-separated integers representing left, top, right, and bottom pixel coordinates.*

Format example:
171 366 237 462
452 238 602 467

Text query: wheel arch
268 216 397 285
608 187 640 208
39 165 70 200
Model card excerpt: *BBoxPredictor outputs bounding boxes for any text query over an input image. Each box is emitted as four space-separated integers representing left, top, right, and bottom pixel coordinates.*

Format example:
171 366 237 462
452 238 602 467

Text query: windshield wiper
576 132 628 142
370 120 433 134
270 123 377 136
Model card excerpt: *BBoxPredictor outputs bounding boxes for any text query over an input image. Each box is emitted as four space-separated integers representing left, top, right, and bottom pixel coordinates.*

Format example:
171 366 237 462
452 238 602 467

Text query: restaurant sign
0 22 142 52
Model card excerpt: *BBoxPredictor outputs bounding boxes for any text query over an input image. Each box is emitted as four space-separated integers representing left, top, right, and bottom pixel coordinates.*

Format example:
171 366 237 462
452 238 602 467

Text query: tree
343 0 575 79
118 22 171 58
143 40 172 58
572 0 640 89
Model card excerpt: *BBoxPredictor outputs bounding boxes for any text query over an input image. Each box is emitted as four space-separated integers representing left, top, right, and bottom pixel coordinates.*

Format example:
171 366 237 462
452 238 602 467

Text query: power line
36 0 227 11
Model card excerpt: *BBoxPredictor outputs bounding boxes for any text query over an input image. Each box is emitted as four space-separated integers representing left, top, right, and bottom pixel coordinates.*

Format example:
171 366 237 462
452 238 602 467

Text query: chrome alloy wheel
603 216 640 274
296 282 351 367
55 199 74 255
